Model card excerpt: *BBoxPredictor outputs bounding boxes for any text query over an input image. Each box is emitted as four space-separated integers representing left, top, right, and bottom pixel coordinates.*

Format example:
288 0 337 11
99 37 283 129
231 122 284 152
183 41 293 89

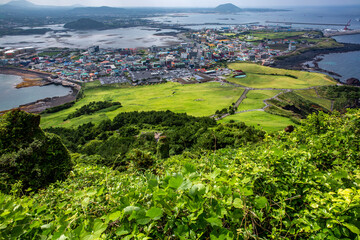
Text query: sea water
0 74 72 111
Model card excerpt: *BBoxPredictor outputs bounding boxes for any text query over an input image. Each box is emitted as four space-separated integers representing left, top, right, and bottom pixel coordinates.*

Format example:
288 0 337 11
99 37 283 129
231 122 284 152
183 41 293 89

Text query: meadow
237 90 280 111
41 82 243 128
219 110 295 132
295 89 332 110
227 63 336 89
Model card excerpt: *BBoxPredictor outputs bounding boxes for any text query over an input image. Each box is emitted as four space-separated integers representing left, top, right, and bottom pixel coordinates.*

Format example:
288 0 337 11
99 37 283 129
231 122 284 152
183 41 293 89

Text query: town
0 25 334 88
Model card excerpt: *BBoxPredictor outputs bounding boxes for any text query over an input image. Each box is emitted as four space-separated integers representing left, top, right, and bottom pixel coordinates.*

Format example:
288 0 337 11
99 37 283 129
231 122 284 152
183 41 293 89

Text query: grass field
295 89 332 110
227 63 336 89
220 111 294 132
250 31 306 41
41 82 243 128
237 90 281 111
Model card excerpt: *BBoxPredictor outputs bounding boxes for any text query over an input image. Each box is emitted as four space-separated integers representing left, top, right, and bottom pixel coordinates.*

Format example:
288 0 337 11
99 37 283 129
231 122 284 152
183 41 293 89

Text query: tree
0 110 73 194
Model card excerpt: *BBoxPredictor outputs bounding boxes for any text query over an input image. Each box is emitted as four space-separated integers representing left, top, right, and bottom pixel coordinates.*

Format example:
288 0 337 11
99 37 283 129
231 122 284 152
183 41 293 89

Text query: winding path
213 80 334 121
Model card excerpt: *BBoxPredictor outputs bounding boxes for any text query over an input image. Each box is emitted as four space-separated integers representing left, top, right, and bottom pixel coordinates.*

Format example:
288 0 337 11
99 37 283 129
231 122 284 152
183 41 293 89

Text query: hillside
64 18 106 30
214 3 242 13
1 109 359 239
3 0 37 8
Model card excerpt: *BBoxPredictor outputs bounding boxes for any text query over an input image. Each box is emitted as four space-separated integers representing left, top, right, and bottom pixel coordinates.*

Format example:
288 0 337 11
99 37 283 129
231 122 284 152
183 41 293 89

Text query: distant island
64 18 106 30
214 3 289 13
214 3 242 13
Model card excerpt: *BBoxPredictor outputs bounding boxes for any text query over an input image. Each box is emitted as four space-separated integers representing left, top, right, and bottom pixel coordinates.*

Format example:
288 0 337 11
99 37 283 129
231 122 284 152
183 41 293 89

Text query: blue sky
2 0 360 7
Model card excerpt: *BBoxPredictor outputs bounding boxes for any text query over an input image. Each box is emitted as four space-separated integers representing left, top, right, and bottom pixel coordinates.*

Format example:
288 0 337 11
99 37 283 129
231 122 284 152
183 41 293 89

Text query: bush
0 110 73 194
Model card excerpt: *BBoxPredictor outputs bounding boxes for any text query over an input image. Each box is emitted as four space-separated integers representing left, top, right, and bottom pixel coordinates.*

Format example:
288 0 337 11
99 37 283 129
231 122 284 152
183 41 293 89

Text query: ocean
317 34 360 82
150 6 360 30
0 6 359 49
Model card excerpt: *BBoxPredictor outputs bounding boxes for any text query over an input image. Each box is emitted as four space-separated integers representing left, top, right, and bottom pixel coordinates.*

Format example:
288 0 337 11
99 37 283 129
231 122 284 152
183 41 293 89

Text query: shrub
0 110 73 194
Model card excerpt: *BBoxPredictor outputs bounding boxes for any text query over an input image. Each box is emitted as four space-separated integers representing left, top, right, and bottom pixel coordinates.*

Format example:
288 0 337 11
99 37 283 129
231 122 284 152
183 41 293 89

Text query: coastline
271 43 360 71
0 67 80 114
270 43 360 84
0 67 51 88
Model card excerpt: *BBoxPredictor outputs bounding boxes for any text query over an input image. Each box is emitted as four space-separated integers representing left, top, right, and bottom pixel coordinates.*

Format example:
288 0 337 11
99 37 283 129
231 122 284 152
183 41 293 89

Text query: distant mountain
64 18 106 30
214 3 242 13
3 0 37 8
213 3 288 13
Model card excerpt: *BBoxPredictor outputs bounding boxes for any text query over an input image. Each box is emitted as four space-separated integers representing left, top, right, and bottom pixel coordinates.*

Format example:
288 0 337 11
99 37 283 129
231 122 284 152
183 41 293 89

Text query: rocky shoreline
271 43 360 71
0 67 80 114
270 43 360 85
0 67 51 88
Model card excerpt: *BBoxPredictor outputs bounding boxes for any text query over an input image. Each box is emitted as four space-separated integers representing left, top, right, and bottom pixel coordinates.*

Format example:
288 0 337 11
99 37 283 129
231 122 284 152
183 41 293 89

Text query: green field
220 111 294 132
250 31 306 41
295 89 332 110
41 82 243 128
227 63 336 89
237 90 281 111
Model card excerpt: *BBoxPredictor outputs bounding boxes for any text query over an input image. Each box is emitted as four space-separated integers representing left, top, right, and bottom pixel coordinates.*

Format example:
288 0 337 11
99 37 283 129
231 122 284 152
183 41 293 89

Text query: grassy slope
295 89 332 110
220 111 294 132
227 63 336 89
237 90 281 111
41 82 243 128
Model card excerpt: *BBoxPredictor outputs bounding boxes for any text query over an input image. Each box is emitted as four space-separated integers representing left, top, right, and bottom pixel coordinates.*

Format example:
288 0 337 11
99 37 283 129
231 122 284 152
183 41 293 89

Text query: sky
2 0 360 7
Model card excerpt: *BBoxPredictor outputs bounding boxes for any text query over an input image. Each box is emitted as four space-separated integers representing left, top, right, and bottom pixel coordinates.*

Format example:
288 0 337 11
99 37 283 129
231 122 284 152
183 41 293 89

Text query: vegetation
1 109 360 239
42 101 75 114
227 63 336 89
41 82 243 128
219 111 294 132
317 85 360 111
237 90 280 111
64 18 106 30
295 88 332 110
64 101 122 120
265 91 329 119
0 110 72 194
45 111 265 170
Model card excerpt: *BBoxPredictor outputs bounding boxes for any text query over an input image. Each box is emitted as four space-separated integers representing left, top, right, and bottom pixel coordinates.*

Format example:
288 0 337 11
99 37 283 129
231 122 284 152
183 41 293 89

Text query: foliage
1 110 360 239
0 110 73 194
318 85 360 112
65 101 122 120
42 101 75 114
266 91 329 119
40 82 243 128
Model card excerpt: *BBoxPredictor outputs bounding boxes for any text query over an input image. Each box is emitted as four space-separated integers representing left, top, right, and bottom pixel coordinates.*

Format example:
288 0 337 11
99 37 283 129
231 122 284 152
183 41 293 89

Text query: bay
0 74 72 111
317 34 360 82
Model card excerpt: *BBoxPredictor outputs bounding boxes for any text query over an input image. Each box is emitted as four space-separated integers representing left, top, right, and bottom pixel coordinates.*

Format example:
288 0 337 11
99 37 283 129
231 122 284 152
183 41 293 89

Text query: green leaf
93 219 107 236
189 184 206 196
116 225 130 236
136 217 151 225
81 197 90 207
123 206 140 214
146 207 163 220
41 223 51 229
169 175 183 189
255 196 268 209
233 198 243 208
108 211 122 221
333 170 348 180
183 163 196 174
343 223 360 235
206 217 223 227
240 187 253 196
